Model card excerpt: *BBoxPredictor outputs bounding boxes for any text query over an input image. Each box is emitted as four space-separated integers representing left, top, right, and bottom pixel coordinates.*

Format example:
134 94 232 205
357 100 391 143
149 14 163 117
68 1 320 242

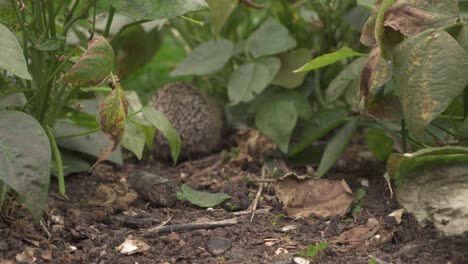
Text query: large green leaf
110 0 208 20
0 23 31 80
255 100 298 153
272 49 312 89
228 58 280 104
384 0 459 36
246 18 297 59
142 106 181 164
51 150 90 177
171 39 234 76
456 23 468 52
387 151 468 236
317 117 359 177
393 29 468 139
0 110 50 222
364 128 394 161
294 47 365 73
177 184 231 208
288 109 348 157
121 121 146 159
207 0 237 35
53 122 123 165
326 57 366 104
63 37 114 86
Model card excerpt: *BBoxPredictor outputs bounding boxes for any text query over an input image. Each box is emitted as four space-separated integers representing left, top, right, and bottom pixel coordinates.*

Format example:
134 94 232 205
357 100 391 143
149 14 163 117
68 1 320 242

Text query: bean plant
0 0 210 222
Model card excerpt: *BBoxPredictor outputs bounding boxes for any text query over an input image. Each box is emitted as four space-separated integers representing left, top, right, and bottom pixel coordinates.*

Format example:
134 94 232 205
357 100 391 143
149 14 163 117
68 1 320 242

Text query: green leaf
52 150 90 177
171 39 234 76
90 84 128 170
294 47 366 73
246 18 297 59
355 188 367 200
288 109 348 157
364 128 394 161
317 242 329 251
456 23 468 52
53 122 123 165
357 0 375 9
326 57 366 104
207 0 237 34
63 37 114 86
256 100 298 153
0 110 50 222
130 119 156 149
228 59 280 104
384 0 459 37
272 48 313 89
110 0 208 20
393 29 468 140
317 117 360 177
36 39 61 51
121 121 146 159
0 23 31 80
142 106 181 164
176 184 231 208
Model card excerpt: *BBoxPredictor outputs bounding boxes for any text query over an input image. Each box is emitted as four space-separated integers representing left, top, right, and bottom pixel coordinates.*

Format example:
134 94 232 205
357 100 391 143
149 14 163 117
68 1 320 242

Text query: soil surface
1 144 468 264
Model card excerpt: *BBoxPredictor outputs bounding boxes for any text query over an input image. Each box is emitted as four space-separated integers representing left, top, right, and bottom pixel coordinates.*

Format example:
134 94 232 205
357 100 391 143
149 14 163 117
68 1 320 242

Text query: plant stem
55 127 101 140
179 15 204 27
103 5 115 38
401 119 407 153
47 0 56 38
464 85 468 119
46 126 65 196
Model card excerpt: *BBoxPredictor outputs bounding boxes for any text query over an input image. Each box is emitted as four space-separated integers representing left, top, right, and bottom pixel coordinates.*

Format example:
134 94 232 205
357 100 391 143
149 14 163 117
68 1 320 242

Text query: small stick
191 155 224 178
143 218 238 237
232 207 271 216
113 216 163 227
249 166 267 222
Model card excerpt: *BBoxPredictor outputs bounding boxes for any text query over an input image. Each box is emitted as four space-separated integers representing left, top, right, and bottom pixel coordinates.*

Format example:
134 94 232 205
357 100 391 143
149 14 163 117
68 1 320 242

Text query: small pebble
206 238 232 256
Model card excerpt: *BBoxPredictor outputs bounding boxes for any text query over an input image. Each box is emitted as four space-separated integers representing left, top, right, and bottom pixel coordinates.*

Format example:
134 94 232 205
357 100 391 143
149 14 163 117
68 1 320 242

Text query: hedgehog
152 82 224 161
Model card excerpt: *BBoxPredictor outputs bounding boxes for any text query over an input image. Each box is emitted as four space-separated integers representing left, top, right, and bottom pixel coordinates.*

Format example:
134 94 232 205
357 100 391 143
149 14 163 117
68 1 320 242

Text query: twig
249 166 267 222
252 179 276 183
40 220 52 240
113 215 163 227
232 207 271 216
190 155 224 178
143 218 238 237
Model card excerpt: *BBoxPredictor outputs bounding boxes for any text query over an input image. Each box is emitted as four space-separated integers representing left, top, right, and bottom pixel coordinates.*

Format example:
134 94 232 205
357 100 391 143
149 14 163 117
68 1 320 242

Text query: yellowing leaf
63 37 114 86
90 83 128 171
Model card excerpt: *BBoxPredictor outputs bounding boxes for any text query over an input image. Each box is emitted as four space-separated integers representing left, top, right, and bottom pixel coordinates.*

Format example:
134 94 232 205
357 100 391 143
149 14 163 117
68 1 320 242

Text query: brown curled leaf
89 81 128 171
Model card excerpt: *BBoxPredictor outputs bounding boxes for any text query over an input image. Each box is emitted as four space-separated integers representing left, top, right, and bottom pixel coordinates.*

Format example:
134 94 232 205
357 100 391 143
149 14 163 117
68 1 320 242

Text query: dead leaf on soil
15 247 36 263
274 173 354 220
235 129 277 162
90 184 137 212
117 237 150 255
40 248 52 261
335 218 395 248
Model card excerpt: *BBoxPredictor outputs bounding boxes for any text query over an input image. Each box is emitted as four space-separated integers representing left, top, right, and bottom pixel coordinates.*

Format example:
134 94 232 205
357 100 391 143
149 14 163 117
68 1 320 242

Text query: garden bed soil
1 145 468 264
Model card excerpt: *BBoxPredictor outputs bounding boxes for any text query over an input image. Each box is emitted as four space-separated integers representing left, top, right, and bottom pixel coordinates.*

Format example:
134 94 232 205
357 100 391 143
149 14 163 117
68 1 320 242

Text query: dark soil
1 145 467 264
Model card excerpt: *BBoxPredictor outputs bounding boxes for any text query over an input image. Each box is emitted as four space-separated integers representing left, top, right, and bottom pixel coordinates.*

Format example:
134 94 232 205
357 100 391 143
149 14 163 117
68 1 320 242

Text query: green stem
103 5 115 38
90 0 97 39
401 119 407 153
46 126 65 196
55 127 100 140
464 85 468 119
47 0 56 38
179 15 204 27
